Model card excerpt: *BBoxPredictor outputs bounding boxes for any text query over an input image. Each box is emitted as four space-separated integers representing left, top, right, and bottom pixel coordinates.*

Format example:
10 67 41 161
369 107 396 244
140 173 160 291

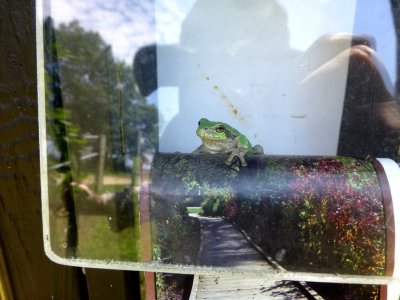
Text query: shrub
201 185 235 217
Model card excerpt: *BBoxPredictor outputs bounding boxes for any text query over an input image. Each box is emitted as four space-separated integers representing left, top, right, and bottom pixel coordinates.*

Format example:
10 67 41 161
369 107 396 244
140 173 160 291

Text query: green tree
48 20 158 170
55 21 113 135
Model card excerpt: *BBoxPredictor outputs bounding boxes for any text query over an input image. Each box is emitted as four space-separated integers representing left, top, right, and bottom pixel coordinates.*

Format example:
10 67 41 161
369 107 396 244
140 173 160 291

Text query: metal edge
376 158 400 300
35 0 55 263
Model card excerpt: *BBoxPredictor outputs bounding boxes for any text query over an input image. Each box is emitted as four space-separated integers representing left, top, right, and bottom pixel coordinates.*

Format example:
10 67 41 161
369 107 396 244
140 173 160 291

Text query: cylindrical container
147 154 399 287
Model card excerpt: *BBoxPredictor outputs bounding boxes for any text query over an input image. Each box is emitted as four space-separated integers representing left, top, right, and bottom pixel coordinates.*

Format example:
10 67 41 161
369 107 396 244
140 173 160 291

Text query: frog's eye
198 121 201 126
216 126 225 133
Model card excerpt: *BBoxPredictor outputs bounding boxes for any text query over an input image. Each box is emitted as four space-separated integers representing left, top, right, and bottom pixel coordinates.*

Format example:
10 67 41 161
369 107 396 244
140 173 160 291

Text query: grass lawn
48 172 141 262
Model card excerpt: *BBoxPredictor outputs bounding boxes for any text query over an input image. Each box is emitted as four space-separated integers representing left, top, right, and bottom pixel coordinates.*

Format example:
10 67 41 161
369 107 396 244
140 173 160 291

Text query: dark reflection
44 17 78 258
338 40 400 158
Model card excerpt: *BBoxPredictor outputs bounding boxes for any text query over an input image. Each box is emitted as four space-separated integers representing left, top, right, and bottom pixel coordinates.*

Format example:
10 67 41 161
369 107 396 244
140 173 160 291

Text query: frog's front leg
225 148 248 167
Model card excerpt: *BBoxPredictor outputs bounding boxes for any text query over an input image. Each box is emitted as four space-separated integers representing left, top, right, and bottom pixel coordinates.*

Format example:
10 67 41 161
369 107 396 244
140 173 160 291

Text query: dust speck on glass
38 0 400 298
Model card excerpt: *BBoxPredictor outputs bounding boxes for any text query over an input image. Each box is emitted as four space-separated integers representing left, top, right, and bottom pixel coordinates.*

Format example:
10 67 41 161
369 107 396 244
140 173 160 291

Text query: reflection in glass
44 13 157 261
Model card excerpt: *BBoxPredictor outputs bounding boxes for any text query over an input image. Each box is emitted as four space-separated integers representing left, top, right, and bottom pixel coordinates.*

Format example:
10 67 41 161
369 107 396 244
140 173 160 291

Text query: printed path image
189 216 322 300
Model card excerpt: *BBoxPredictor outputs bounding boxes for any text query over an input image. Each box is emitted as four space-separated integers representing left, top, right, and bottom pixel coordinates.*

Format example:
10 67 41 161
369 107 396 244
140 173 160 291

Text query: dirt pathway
197 216 271 269
190 216 314 300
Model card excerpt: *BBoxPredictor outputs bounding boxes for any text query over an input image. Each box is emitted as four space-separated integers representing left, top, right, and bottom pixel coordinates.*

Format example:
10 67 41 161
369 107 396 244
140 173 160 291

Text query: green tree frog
193 118 263 167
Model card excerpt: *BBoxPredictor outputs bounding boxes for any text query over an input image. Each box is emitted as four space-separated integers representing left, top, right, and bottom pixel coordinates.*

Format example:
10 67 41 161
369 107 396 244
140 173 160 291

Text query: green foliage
53 21 114 135
200 184 235 217
289 158 385 275
45 19 158 173
223 157 385 276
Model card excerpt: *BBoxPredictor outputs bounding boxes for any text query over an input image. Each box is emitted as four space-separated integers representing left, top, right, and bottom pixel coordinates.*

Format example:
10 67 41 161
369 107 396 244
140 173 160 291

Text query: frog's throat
199 136 224 142
200 138 237 153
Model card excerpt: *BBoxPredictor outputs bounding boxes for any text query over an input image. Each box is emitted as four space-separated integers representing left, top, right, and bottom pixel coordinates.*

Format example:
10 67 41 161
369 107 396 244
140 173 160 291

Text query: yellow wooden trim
0 244 13 300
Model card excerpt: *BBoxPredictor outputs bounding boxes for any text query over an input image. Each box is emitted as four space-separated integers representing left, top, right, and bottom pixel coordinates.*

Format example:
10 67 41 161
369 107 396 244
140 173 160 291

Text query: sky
49 0 193 64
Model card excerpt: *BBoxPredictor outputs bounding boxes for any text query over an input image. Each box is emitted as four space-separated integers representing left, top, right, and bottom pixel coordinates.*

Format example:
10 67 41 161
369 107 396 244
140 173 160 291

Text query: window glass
38 1 400 297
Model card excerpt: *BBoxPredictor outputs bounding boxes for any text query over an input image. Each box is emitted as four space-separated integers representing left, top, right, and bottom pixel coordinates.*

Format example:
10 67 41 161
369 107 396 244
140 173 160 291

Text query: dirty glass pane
38 0 400 298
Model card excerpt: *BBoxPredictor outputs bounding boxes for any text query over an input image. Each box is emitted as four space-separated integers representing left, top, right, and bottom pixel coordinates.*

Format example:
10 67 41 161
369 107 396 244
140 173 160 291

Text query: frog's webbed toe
226 149 248 167
229 158 241 171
